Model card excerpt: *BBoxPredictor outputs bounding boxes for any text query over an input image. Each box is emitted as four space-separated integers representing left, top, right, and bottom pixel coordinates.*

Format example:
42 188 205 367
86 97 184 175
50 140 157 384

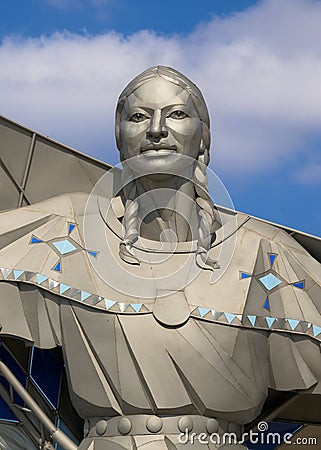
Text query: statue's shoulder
0 191 138 313
0 192 97 292
2 192 89 218
239 213 321 274
189 210 321 342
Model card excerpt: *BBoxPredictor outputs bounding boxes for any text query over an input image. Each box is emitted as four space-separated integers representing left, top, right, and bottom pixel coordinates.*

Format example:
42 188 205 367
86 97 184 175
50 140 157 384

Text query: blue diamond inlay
263 297 270 310
259 273 282 290
68 223 76 234
292 281 305 289
53 261 61 272
87 250 98 258
53 240 77 255
241 272 251 279
269 254 277 266
31 236 43 244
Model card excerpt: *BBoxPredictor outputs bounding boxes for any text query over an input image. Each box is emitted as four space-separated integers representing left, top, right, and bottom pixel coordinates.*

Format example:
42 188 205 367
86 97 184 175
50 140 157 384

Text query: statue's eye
130 113 148 122
168 110 188 119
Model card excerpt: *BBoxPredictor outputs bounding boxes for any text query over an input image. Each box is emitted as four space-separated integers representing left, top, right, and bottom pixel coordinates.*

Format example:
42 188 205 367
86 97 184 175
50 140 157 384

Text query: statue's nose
146 110 168 139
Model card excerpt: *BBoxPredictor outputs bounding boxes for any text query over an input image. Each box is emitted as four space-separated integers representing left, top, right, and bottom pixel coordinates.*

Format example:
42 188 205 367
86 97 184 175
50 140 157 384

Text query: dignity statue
0 66 321 450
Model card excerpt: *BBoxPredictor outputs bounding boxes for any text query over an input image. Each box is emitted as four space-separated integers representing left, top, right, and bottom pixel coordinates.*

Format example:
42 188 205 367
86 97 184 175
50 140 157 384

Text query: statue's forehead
125 78 191 109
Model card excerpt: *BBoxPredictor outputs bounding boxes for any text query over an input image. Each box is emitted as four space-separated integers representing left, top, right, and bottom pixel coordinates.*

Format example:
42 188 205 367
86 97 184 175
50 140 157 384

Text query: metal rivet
118 417 132 435
96 419 107 435
206 418 219 434
178 416 193 433
146 416 163 433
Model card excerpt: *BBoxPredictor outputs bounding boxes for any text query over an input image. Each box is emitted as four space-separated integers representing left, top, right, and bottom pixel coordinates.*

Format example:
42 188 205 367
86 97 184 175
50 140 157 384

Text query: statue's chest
61 303 269 419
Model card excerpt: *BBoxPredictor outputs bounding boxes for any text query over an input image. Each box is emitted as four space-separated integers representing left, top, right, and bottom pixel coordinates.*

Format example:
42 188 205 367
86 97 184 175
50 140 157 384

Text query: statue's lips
140 145 177 157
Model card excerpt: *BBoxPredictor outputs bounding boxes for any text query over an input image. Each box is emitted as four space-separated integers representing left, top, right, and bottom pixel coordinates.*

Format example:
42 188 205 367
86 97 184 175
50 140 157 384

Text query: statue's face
119 77 203 173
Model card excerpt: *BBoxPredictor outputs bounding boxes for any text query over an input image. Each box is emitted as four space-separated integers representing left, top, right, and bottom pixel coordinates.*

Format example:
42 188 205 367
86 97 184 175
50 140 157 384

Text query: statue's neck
130 176 198 242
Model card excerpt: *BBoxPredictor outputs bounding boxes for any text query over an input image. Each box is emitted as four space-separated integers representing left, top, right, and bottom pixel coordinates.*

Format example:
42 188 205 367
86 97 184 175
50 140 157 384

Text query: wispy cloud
294 158 321 186
46 0 83 10
46 0 112 10
1 0 320 177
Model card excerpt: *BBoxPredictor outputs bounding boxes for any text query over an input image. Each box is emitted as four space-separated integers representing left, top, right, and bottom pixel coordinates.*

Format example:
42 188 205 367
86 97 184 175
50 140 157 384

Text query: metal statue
0 66 321 450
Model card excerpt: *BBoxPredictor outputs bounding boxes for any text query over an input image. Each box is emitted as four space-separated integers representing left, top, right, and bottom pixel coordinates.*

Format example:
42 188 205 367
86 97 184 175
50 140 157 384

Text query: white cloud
295 164 321 185
0 0 320 176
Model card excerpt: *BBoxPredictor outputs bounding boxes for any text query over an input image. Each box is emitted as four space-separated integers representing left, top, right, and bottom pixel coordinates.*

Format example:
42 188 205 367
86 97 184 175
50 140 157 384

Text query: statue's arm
0 281 61 349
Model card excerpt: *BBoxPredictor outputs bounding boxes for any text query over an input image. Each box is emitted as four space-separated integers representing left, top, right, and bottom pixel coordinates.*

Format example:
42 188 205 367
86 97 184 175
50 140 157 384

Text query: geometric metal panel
0 114 112 211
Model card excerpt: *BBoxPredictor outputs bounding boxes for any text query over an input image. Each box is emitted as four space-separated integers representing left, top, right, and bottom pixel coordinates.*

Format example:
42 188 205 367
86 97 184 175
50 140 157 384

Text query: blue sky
0 0 321 238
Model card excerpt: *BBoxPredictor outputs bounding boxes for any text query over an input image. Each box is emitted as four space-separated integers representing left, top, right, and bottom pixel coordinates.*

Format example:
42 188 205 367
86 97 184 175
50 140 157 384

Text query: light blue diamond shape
247 315 256 326
81 291 91 301
259 273 282 290
266 317 276 328
131 303 142 312
53 240 77 255
13 270 24 280
225 312 236 323
104 299 116 309
60 284 70 294
198 307 210 317
37 274 48 284
312 325 321 337
288 319 300 331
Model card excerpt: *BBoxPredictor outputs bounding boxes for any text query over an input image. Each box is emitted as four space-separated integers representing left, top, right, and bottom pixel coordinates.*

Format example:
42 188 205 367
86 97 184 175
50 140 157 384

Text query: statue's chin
124 152 195 178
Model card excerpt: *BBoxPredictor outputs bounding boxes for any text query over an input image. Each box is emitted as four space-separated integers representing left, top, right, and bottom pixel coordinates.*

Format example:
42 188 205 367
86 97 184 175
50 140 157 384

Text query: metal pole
0 361 78 450
0 381 43 447
18 132 37 207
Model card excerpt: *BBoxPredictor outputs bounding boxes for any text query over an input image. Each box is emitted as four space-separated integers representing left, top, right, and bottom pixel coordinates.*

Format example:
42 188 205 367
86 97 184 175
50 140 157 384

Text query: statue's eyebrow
128 103 188 111
127 105 154 113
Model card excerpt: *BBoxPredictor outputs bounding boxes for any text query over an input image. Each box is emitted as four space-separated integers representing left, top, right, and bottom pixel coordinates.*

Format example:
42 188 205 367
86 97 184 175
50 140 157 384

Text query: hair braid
119 166 140 265
193 149 220 270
